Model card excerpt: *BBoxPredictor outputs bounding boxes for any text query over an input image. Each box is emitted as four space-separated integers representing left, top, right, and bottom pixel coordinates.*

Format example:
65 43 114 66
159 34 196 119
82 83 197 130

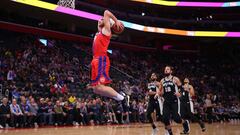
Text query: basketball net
57 0 75 9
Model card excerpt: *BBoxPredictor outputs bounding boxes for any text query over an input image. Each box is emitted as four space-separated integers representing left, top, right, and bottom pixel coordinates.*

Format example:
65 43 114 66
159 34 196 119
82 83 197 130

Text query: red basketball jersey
92 32 111 57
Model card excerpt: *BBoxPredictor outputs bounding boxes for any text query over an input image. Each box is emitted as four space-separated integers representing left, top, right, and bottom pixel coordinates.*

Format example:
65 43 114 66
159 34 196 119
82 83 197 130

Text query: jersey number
165 87 171 92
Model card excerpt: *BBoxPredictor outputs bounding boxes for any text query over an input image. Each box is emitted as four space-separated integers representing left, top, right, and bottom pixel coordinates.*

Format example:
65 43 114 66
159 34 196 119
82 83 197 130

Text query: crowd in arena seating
0 33 239 129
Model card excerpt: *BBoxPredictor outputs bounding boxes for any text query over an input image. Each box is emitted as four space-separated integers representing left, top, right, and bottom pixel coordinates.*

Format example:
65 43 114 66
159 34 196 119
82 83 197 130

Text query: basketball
112 22 124 34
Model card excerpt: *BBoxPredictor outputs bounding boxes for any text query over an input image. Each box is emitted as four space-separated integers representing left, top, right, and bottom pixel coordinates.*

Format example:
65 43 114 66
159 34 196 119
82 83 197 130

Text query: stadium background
0 0 239 133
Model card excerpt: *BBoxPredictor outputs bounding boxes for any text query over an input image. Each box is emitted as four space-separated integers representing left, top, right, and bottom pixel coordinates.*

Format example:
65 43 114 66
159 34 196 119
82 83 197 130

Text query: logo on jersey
100 77 105 83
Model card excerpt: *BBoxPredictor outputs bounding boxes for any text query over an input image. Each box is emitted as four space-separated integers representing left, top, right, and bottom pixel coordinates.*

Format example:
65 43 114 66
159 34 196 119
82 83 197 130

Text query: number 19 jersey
162 76 178 103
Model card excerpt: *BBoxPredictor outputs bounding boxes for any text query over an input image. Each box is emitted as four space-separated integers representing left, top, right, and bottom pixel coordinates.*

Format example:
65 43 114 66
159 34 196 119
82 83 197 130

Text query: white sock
112 93 124 101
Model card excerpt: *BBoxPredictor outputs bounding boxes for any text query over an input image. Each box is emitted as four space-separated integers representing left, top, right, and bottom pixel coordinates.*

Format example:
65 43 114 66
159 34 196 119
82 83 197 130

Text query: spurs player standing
180 78 206 134
159 66 189 135
146 73 162 135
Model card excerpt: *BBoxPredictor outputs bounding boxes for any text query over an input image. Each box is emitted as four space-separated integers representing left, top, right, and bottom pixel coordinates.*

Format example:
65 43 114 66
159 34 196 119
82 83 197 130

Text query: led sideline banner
11 0 240 38
132 0 240 7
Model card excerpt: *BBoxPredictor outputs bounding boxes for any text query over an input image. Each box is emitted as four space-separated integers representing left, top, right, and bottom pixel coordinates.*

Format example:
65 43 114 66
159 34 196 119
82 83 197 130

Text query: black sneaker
182 120 190 134
200 122 206 132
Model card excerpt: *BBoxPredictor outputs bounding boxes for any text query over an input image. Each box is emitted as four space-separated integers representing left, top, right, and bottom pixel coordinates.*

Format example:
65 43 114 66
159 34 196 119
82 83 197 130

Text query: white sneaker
0 125 3 129
151 128 158 135
75 122 79 126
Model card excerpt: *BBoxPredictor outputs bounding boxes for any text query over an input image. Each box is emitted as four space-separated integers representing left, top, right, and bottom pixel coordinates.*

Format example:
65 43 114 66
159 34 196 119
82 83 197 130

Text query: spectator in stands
204 94 214 123
97 99 106 124
20 96 34 127
130 100 138 123
215 103 230 122
29 98 38 127
11 86 21 102
54 100 64 126
0 97 11 128
68 94 76 104
73 101 81 126
79 101 88 125
38 98 47 126
7 69 16 81
10 98 24 127
138 102 145 123
88 99 100 125
62 101 74 125
60 84 68 95
114 102 123 124
230 103 240 120
104 100 118 124
45 101 54 125
59 97 65 106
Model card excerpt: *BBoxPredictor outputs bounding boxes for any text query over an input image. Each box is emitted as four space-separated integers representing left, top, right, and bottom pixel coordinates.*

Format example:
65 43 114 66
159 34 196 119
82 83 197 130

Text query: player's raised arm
102 10 121 36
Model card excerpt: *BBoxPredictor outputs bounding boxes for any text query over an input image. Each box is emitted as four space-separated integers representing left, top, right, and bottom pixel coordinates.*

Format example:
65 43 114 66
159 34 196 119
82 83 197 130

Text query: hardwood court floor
0 122 240 135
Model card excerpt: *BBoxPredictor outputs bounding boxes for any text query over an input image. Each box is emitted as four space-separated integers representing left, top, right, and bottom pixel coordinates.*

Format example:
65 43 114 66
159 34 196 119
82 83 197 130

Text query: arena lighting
107 50 113 54
39 38 47 46
11 0 240 38
131 0 240 7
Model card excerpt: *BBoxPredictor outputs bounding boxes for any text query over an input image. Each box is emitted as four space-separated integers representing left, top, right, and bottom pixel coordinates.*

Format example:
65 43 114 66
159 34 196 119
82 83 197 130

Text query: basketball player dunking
180 78 205 134
159 66 189 135
87 10 127 110
147 73 161 135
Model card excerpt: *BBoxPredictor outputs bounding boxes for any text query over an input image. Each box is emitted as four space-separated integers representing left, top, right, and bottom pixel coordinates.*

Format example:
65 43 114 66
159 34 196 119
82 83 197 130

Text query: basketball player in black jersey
180 78 205 134
159 66 189 135
147 73 161 135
